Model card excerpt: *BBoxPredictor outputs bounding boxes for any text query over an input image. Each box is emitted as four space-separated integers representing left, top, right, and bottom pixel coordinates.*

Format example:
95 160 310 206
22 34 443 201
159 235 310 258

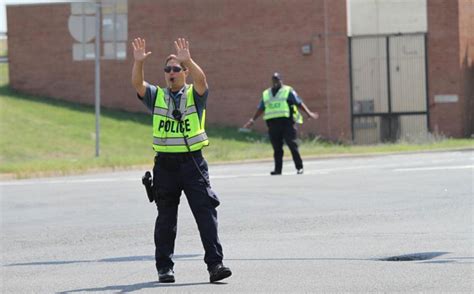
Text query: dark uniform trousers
152 150 223 271
267 118 303 173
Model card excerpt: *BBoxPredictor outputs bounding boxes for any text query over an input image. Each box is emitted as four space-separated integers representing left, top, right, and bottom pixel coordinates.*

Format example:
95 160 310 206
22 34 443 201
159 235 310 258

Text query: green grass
0 86 472 178
0 39 6 57
0 63 8 86
0 86 154 177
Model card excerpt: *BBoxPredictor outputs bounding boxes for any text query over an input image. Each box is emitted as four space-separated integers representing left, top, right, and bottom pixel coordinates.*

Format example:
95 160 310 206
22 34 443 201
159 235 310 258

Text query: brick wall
7 4 97 107
7 0 471 141
7 0 351 142
458 0 474 136
427 0 473 137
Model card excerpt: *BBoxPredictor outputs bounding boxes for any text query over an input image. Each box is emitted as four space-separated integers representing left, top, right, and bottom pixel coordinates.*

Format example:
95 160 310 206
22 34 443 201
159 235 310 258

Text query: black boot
209 263 232 283
158 268 175 283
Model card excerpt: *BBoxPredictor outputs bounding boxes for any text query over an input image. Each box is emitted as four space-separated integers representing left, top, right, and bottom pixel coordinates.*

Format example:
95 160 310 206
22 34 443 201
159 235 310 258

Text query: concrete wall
348 0 427 36
7 0 351 141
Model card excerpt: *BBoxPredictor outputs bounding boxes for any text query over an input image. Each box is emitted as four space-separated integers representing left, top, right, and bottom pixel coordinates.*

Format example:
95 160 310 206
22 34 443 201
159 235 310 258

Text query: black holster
142 171 154 203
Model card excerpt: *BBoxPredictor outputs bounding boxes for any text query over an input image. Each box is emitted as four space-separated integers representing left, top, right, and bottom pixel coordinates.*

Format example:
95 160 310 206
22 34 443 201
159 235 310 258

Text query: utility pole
94 1 101 157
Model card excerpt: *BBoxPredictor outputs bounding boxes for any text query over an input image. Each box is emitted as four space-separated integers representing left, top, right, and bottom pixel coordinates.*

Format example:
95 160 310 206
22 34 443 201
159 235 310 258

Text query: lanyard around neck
169 85 186 109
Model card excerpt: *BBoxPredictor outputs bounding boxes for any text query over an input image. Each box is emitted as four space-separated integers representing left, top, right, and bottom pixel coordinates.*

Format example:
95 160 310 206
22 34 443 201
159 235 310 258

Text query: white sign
434 95 458 103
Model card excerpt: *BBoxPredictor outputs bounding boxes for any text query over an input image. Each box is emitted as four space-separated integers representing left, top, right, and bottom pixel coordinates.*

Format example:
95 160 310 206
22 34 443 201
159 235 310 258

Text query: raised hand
174 38 191 63
132 37 152 62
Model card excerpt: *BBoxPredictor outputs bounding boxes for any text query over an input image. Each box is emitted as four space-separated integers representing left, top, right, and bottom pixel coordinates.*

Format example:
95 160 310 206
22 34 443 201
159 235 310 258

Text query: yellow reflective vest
262 85 303 124
152 85 209 153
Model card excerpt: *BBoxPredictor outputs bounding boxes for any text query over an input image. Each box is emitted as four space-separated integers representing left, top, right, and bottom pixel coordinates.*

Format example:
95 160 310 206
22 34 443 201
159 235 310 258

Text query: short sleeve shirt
137 82 208 120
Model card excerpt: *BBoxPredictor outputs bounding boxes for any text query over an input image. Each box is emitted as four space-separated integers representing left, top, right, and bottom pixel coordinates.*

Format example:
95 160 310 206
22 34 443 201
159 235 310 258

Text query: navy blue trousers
152 152 223 271
267 118 303 172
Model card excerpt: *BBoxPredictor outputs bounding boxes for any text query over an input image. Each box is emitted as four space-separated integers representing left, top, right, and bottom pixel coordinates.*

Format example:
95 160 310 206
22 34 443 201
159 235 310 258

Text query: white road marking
1 161 471 186
393 165 474 172
0 177 138 186
0 172 332 186
211 170 329 179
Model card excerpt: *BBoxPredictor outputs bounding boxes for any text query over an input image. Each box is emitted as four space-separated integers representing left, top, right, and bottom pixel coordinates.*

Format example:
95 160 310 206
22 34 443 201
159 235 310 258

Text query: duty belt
155 150 202 163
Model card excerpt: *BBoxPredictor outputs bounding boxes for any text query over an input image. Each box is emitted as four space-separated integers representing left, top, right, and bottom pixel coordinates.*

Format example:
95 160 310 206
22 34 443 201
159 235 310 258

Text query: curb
209 147 474 166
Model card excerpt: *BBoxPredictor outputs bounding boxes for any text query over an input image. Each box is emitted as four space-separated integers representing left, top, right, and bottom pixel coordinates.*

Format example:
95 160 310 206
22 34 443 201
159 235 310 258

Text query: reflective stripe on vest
262 85 292 120
152 85 209 153
292 105 303 124
153 132 209 146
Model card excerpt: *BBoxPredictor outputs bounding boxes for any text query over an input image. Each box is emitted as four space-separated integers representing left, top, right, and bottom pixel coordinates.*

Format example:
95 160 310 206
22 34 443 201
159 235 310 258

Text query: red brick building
428 0 473 138
6 0 473 142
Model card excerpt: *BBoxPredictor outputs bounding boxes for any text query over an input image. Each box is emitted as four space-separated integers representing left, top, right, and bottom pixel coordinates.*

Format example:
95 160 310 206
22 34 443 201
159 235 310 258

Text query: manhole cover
379 252 448 261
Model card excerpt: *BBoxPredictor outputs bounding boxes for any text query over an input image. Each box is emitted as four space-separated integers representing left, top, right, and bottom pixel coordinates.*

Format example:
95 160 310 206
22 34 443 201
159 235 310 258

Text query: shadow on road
5 254 201 267
7 252 473 267
57 281 216 293
6 252 473 293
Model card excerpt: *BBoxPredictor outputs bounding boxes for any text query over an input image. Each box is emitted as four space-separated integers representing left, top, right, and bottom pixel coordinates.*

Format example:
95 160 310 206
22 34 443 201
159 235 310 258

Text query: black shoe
209 263 232 283
158 268 175 283
270 171 282 175
297 168 304 175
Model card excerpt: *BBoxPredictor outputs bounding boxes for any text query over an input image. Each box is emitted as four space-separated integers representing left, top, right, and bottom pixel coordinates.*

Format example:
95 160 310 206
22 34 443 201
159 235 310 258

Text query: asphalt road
1 150 473 293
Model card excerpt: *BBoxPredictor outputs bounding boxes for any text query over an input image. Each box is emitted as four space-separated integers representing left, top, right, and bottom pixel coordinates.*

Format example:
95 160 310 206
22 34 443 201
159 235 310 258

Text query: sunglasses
164 66 183 73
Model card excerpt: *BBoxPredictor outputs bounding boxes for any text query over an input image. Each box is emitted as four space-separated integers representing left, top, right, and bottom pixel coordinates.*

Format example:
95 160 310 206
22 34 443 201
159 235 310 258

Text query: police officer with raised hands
131 37 232 283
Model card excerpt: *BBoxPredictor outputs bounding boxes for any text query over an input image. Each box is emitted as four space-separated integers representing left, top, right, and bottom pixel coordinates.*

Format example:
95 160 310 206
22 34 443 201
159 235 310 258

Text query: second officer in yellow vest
131 37 231 283
243 72 319 175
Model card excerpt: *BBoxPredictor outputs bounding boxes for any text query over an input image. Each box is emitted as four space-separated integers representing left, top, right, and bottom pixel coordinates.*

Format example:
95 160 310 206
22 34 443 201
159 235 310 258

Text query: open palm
174 38 191 63
132 37 151 62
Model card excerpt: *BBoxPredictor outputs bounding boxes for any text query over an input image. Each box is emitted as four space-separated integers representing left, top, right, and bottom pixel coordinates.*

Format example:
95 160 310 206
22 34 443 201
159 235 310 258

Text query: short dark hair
165 54 187 70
